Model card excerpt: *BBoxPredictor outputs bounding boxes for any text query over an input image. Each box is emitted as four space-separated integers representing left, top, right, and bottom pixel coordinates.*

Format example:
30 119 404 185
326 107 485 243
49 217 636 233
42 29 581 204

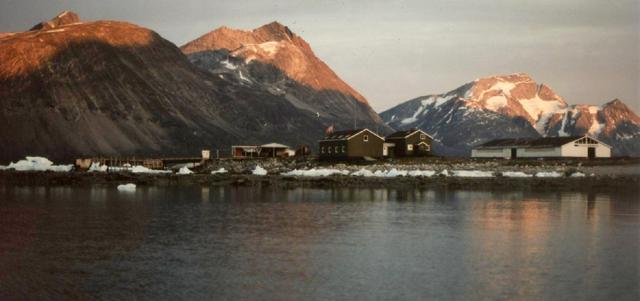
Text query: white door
383 146 388 156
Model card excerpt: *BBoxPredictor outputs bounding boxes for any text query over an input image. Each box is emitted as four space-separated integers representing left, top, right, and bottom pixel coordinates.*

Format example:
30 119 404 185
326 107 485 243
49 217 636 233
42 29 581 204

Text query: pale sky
1 0 638 112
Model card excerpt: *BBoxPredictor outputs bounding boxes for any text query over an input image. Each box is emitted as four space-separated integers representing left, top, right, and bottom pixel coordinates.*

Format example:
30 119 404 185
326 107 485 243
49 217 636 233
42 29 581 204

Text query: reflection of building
231 143 295 159
472 135 612 159
385 128 433 157
318 128 385 159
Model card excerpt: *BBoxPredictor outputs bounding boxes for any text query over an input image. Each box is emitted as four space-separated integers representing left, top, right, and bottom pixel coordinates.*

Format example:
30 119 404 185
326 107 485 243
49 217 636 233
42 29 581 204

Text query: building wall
518 147 562 158
348 131 384 158
561 143 611 158
472 142 612 158
386 131 432 157
471 148 510 159
472 147 561 158
318 140 349 159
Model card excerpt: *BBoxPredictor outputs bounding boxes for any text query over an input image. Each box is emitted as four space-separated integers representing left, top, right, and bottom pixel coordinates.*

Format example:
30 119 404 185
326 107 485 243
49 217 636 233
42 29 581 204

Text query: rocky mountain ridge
381 73 639 156
0 12 388 162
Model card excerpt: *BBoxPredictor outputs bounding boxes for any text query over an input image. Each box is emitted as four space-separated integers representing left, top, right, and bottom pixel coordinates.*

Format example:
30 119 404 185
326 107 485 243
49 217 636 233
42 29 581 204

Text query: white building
472 135 611 159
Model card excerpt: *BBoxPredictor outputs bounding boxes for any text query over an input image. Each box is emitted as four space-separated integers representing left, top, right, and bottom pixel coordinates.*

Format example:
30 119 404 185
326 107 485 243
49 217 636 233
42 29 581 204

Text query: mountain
381 73 640 156
0 12 348 162
180 22 390 135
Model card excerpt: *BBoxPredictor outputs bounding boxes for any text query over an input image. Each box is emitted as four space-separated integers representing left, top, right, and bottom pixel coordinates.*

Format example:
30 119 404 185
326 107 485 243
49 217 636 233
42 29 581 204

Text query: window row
321 145 346 154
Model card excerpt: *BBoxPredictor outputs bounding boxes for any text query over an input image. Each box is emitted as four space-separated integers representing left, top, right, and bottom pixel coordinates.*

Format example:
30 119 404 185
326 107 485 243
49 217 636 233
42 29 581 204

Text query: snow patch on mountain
485 95 508 111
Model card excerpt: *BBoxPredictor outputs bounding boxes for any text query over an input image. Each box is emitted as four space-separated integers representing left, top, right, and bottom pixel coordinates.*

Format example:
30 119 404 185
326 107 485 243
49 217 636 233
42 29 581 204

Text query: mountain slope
381 73 639 156
0 12 336 162
181 22 389 135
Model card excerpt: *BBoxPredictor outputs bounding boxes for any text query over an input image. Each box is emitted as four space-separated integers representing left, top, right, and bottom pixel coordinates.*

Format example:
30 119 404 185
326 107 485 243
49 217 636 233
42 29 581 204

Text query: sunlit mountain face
381 73 639 156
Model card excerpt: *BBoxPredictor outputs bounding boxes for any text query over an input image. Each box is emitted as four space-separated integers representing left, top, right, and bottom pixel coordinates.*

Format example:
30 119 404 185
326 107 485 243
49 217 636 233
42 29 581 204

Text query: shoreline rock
0 170 638 193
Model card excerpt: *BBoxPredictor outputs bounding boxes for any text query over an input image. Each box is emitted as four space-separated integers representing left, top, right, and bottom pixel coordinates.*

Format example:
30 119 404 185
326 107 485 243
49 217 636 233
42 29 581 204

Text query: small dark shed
318 128 385 159
385 129 433 157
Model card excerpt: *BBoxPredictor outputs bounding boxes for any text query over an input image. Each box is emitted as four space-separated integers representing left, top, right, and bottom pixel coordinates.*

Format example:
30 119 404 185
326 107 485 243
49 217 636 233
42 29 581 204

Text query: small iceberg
176 166 194 175
117 183 136 192
252 165 267 176
211 167 228 174
88 162 108 172
3 156 73 172
535 171 563 178
130 165 172 174
452 170 494 177
502 171 533 178
282 168 349 177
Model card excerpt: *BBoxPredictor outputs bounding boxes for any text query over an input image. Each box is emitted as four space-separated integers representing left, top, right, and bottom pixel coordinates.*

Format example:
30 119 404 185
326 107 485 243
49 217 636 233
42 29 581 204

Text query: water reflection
0 185 637 300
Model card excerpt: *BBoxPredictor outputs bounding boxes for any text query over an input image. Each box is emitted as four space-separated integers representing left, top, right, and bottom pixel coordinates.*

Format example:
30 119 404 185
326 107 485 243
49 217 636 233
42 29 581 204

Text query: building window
420 134 426 140
363 134 369 142
321 147 325 154
328 147 332 154
407 144 414 151
335 146 339 153
342 146 346 153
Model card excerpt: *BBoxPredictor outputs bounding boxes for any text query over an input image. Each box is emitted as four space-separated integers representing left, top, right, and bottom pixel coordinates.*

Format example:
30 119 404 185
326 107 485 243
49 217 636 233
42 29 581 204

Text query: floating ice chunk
535 171 563 178
5 156 72 172
211 168 228 174
502 171 533 178
282 168 349 177
130 165 172 174
439 169 450 176
252 165 267 176
384 168 408 177
351 168 375 177
452 170 494 177
117 183 136 192
570 172 586 177
407 170 436 177
177 166 194 175
88 162 108 172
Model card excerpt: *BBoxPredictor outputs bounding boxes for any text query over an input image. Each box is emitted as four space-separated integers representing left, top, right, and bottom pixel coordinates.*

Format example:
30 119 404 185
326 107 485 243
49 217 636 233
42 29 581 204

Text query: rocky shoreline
1 157 639 192
1 169 638 193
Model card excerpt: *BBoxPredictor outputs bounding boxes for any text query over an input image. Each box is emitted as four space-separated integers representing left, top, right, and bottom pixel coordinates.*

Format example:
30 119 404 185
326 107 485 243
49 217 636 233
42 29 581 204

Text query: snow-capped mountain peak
381 73 639 156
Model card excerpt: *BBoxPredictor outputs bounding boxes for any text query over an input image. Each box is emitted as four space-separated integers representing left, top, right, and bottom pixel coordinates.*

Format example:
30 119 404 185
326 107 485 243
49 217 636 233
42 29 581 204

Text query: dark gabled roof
320 128 385 141
476 136 583 148
385 129 432 139
322 128 365 140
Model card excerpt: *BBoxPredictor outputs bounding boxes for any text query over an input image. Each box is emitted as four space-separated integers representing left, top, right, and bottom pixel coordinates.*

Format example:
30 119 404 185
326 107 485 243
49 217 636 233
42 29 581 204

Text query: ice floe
452 170 494 177
1 156 73 172
130 165 172 174
570 172 586 177
117 183 136 192
211 168 228 174
535 171 563 178
252 165 267 176
502 171 533 178
282 168 349 177
176 166 194 175
88 162 108 172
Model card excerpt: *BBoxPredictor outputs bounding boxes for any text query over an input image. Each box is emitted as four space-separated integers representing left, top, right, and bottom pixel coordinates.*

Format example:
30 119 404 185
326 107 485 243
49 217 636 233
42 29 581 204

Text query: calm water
0 185 638 300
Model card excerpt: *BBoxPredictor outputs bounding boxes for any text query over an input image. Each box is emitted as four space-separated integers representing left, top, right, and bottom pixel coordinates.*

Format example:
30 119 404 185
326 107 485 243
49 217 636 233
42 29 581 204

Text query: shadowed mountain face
381 73 640 156
0 13 357 162
181 22 390 135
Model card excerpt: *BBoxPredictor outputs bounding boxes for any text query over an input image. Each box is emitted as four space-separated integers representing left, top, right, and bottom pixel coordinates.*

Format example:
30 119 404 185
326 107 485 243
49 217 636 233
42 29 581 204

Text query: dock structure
76 150 213 171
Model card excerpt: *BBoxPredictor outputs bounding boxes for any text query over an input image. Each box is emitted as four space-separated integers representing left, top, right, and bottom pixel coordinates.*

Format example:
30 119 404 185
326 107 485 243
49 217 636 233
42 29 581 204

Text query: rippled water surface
0 185 638 300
